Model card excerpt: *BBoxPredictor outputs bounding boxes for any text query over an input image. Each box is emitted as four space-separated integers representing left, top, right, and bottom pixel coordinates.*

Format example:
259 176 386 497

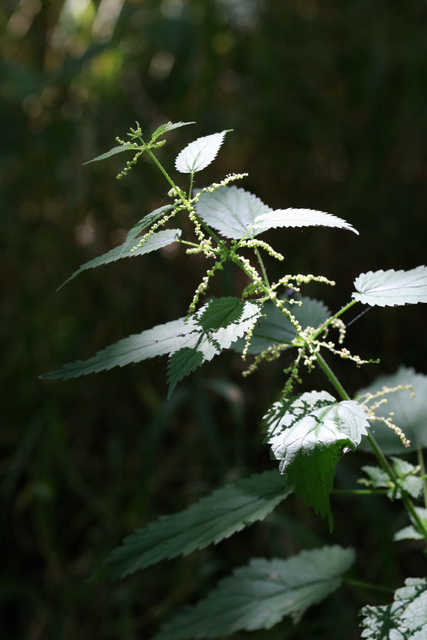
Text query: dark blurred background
2 1 427 638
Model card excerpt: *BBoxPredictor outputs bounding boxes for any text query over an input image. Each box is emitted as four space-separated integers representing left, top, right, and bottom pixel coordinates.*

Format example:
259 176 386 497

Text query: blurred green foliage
1 0 427 638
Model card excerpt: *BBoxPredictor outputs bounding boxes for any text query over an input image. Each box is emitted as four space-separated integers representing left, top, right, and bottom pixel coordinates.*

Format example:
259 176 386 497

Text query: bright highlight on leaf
360 577 427 640
153 546 355 640
253 208 358 235
42 298 262 385
93 470 292 580
175 130 228 173
196 186 272 239
353 266 427 306
264 391 370 529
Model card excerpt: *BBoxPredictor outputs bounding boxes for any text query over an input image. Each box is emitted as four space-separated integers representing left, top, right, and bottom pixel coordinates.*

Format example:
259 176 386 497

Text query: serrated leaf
167 348 204 398
361 459 422 500
264 391 370 528
233 295 330 355
83 142 136 165
153 546 355 640
59 207 176 288
93 470 292 580
175 131 228 173
358 367 427 454
42 299 262 380
199 297 244 330
360 577 427 640
253 208 358 235
394 525 425 542
394 507 427 543
196 186 272 240
151 121 195 141
353 266 427 307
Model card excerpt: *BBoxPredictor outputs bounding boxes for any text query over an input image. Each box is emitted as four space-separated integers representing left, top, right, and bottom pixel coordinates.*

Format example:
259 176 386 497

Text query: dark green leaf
233 295 330 355
94 470 292 580
360 577 427 639
167 348 204 398
83 142 136 164
264 391 370 528
153 546 355 640
357 367 427 454
199 297 244 330
353 266 427 306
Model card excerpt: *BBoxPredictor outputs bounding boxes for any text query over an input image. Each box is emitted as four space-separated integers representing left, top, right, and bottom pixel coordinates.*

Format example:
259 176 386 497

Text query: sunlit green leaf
264 391 370 528
196 186 272 240
253 208 358 235
94 470 292 580
175 131 228 173
42 299 262 380
153 546 355 640
360 577 427 639
394 507 427 542
353 266 427 306
361 458 422 500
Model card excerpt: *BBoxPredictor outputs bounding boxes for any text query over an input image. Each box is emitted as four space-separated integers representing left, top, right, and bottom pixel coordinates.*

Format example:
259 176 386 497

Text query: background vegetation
2 0 427 638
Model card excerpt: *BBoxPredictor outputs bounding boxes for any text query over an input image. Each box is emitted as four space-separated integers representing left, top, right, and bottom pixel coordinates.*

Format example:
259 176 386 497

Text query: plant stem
315 351 427 540
312 299 358 340
254 247 270 288
417 446 427 509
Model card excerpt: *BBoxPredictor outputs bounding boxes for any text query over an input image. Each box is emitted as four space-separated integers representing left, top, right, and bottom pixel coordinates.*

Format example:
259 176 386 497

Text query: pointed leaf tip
83 143 136 165
253 208 358 235
175 130 228 173
153 546 355 639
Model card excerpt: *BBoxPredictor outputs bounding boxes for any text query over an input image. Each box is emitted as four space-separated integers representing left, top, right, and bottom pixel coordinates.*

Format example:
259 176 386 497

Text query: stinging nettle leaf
353 266 427 307
175 130 228 173
153 546 355 640
42 298 262 381
264 391 370 528
58 205 176 288
167 348 204 398
196 186 272 240
253 208 358 235
151 121 195 141
199 297 244 331
93 469 292 580
83 142 136 165
360 577 427 640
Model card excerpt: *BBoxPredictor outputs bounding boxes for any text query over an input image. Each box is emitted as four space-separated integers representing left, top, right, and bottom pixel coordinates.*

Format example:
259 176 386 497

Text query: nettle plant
45 122 427 639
